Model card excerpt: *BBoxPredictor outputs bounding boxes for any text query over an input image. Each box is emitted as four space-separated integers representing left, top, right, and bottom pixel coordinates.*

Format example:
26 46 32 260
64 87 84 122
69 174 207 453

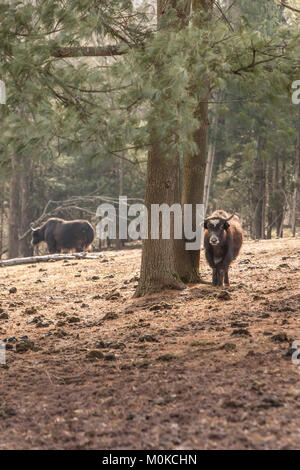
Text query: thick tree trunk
135 0 212 296
134 142 185 297
8 154 21 258
175 0 212 283
135 0 190 296
179 98 209 282
292 108 300 237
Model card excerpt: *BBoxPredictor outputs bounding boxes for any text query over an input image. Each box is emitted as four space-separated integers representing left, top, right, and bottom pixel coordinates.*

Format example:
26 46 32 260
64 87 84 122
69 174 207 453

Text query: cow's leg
45 235 58 254
47 241 57 254
212 268 218 286
224 268 230 286
75 242 85 253
217 268 224 287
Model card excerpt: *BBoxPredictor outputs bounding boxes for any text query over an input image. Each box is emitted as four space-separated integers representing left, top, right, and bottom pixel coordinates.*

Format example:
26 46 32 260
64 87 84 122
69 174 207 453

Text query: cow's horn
225 213 235 222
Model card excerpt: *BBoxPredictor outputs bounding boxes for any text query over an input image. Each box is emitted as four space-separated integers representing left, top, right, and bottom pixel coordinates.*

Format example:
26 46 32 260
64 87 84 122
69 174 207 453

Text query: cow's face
31 229 43 245
204 218 229 246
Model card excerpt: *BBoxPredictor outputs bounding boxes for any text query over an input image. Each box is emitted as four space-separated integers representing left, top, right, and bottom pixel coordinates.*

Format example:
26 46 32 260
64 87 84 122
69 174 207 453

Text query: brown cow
204 210 243 287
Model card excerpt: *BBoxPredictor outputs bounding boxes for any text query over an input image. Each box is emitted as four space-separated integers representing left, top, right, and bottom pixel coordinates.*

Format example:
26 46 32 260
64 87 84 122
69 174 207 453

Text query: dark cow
204 210 243 287
31 218 94 254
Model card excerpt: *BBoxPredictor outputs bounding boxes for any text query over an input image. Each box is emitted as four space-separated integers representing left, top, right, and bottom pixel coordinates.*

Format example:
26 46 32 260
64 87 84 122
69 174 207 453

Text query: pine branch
63 84 131 94
51 45 127 58
232 52 286 75
213 0 234 32
275 1 300 13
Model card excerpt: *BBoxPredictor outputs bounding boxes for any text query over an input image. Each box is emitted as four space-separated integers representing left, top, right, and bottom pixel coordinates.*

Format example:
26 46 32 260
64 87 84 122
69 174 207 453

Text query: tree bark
134 141 185 297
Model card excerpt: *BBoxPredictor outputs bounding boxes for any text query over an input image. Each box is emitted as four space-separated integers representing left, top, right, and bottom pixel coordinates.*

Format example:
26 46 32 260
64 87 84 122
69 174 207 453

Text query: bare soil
0 238 300 450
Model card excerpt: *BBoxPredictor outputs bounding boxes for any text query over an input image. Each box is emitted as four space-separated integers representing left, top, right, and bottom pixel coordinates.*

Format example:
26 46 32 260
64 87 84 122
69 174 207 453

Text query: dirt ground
0 238 300 450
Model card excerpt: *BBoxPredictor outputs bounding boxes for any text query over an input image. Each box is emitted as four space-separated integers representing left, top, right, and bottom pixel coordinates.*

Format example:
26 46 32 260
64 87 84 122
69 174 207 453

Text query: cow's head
204 214 234 246
31 227 43 245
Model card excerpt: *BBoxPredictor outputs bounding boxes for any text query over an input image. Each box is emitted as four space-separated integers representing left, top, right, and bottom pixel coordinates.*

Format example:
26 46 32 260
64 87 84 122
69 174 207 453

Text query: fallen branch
0 252 103 267
0 249 8 258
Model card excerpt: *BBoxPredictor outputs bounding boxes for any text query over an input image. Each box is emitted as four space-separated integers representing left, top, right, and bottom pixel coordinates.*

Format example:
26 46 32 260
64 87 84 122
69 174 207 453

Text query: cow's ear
224 221 229 230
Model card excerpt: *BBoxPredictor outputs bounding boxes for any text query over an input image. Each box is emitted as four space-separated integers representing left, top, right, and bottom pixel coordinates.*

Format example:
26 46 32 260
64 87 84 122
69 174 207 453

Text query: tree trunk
8 154 21 258
203 90 222 214
19 157 34 257
175 0 212 283
135 0 191 296
274 157 280 237
116 158 125 250
252 136 265 239
134 142 185 297
266 160 273 239
179 97 209 282
292 107 300 237
261 156 266 239
0 182 4 257
135 0 212 296
276 161 286 238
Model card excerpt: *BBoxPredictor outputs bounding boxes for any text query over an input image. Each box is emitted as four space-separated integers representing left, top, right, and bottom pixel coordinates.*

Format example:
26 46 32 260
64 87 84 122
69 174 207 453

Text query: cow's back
55 220 94 249
229 216 243 260
44 218 64 238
